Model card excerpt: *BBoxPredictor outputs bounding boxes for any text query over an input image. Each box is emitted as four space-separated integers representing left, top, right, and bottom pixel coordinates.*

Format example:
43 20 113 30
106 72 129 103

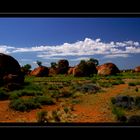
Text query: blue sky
0 17 140 70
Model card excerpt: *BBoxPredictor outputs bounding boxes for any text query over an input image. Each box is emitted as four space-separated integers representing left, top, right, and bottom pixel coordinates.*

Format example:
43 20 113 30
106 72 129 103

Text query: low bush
111 97 116 104
60 90 73 98
9 98 41 112
135 96 140 108
9 90 43 100
128 82 140 86
112 106 126 122
0 89 9 100
98 81 112 88
10 96 55 112
73 83 100 94
111 80 125 85
34 96 55 105
37 110 48 123
127 115 140 123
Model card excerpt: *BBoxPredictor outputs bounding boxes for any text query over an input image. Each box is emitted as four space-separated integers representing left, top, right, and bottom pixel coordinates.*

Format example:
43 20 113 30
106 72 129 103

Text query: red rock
49 67 58 76
57 59 69 74
0 53 21 76
68 67 74 75
73 61 97 77
134 66 140 72
30 66 49 77
97 63 120 76
0 53 24 87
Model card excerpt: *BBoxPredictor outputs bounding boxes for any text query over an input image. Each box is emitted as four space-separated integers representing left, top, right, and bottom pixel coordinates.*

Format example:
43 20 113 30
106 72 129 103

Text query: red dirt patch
72 84 128 122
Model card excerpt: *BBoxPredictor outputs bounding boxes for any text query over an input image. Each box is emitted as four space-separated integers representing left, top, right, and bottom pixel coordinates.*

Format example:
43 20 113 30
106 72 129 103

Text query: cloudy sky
0 17 140 70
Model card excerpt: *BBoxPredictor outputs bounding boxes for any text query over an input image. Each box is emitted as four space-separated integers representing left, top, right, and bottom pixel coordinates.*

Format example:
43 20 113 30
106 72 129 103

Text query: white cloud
20 59 33 62
0 38 140 60
70 57 91 61
0 45 15 54
104 54 130 58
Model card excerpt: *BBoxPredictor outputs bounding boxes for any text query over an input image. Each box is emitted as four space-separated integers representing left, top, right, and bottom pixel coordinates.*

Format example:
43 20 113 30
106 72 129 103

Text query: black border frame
0 12 140 128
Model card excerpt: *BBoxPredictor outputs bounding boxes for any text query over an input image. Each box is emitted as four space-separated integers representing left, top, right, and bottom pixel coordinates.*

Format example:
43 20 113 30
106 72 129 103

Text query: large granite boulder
0 53 24 88
97 63 120 76
73 61 97 77
57 59 69 74
30 66 49 77
68 67 74 75
49 67 58 76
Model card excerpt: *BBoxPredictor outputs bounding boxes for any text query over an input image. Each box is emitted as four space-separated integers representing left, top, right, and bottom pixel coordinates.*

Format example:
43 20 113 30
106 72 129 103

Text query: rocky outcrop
30 66 49 77
73 61 97 77
134 66 140 72
97 63 120 76
49 67 58 76
0 53 24 89
68 67 74 75
57 60 69 74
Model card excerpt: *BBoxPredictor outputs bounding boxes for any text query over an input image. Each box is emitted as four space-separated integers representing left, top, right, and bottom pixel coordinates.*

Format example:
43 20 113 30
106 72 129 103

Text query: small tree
89 58 99 66
51 62 57 68
36 60 42 67
23 64 31 71
21 64 32 75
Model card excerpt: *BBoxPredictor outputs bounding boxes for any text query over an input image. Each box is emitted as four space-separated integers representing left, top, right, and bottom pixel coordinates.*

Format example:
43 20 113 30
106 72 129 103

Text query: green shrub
135 96 140 108
72 83 100 94
34 96 55 105
128 82 140 86
112 106 125 121
111 80 125 85
9 93 21 100
98 82 112 88
47 85 59 90
0 89 9 100
9 90 43 100
128 82 136 86
37 110 48 123
9 98 41 112
52 110 61 122
24 83 42 91
111 97 116 104
63 107 69 113
71 99 81 104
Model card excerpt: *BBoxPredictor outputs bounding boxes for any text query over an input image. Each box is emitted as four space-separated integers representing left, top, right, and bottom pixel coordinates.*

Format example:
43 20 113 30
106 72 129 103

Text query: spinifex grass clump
128 82 140 86
9 98 41 112
9 96 55 112
37 110 48 123
9 90 43 100
112 106 126 122
72 83 100 94
111 95 134 109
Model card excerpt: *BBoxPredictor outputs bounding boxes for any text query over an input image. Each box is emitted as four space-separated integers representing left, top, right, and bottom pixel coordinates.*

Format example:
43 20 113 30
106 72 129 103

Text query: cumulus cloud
0 38 140 59
0 45 15 54
34 38 140 58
